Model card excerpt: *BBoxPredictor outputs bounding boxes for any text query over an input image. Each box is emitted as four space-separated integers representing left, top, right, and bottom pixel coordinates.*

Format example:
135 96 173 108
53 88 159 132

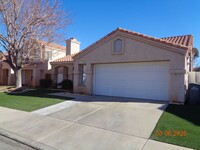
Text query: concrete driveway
35 94 170 150
42 98 167 150
0 94 191 150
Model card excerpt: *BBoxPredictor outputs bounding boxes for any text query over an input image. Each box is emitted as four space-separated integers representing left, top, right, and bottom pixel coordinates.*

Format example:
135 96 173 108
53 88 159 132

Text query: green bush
40 79 53 88
61 79 73 90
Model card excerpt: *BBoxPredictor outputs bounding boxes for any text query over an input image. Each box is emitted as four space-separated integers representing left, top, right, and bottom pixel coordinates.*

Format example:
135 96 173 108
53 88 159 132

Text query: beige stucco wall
73 32 187 103
46 47 66 70
34 62 48 87
66 38 80 55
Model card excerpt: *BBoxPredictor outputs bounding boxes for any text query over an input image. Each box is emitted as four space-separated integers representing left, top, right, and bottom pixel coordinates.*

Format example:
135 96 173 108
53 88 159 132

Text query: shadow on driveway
49 92 168 111
7 89 73 101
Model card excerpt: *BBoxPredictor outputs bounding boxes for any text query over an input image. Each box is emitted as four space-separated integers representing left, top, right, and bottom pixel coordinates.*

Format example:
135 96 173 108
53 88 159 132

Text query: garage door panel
94 62 169 101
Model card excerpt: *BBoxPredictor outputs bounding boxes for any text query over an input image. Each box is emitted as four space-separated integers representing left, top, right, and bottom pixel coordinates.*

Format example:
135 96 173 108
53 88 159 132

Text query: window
79 64 86 86
45 51 53 60
29 47 42 62
114 39 123 52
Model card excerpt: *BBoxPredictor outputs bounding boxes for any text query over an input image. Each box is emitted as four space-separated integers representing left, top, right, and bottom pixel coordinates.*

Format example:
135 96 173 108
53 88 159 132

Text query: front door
2 69 9 85
22 70 33 86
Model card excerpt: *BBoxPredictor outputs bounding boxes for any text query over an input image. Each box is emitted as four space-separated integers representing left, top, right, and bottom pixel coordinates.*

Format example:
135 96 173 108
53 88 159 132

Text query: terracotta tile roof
73 28 193 59
117 28 192 49
51 54 74 63
161 35 193 48
37 40 66 51
17 61 45 68
22 64 37 67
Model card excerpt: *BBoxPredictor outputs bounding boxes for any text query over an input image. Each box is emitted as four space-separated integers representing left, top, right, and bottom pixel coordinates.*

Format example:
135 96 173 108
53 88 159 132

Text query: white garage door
93 61 169 101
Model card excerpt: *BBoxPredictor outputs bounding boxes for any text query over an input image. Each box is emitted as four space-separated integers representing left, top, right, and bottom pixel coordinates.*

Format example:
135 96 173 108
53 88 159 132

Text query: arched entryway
54 66 68 85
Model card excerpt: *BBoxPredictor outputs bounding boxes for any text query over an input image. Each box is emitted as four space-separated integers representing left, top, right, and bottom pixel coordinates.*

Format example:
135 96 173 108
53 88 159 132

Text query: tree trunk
15 68 22 88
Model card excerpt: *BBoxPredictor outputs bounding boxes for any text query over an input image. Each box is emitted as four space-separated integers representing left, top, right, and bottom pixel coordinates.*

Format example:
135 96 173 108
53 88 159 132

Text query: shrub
39 79 53 88
61 79 73 90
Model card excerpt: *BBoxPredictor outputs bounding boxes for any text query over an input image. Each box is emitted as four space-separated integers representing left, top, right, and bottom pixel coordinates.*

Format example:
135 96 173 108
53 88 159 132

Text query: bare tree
0 0 70 88
192 47 199 69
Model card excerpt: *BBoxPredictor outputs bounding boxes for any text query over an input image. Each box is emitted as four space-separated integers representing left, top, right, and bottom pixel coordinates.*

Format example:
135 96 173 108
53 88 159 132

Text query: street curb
0 128 57 150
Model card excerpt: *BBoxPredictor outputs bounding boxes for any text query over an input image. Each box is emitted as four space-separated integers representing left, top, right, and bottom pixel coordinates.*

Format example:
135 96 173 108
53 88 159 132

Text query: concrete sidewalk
0 99 192 150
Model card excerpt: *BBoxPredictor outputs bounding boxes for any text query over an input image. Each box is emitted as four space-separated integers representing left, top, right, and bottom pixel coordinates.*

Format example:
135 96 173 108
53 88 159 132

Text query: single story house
52 27 198 104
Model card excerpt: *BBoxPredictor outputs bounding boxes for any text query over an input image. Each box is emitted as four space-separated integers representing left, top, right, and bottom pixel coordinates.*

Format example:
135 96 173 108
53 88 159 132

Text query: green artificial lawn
0 89 71 112
151 104 200 150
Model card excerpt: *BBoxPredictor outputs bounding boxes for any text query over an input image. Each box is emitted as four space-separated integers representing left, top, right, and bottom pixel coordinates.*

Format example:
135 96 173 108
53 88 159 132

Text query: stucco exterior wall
73 33 187 103
66 38 80 55
46 47 66 70
34 62 49 87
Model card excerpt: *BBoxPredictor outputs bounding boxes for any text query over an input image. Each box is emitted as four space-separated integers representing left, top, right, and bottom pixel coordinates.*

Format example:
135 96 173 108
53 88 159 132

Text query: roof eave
73 29 189 60
50 61 74 65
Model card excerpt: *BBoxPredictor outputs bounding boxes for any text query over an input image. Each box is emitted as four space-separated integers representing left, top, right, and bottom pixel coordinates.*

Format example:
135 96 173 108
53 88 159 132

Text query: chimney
66 38 80 55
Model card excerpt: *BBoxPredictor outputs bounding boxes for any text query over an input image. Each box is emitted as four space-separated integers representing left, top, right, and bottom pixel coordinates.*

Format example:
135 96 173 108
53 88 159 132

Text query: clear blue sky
61 0 200 53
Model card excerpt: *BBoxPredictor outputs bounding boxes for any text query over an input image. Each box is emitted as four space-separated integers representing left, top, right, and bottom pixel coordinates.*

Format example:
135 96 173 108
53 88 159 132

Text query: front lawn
0 89 72 112
151 104 200 150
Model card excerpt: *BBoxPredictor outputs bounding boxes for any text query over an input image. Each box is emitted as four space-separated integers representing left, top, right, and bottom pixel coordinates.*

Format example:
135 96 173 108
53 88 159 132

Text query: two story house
0 38 79 87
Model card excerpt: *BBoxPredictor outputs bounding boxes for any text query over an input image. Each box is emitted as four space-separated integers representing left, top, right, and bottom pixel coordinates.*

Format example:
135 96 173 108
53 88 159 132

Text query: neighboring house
52 28 198 104
50 38 80 85
193 67 200 72
0 39 77 87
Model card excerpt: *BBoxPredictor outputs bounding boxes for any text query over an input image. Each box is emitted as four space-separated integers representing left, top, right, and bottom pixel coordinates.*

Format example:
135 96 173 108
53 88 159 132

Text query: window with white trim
45 51 53 60
79 64 86 86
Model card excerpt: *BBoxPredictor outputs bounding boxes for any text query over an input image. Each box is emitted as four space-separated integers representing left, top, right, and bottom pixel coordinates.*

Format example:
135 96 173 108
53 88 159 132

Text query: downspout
189 52 192 72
